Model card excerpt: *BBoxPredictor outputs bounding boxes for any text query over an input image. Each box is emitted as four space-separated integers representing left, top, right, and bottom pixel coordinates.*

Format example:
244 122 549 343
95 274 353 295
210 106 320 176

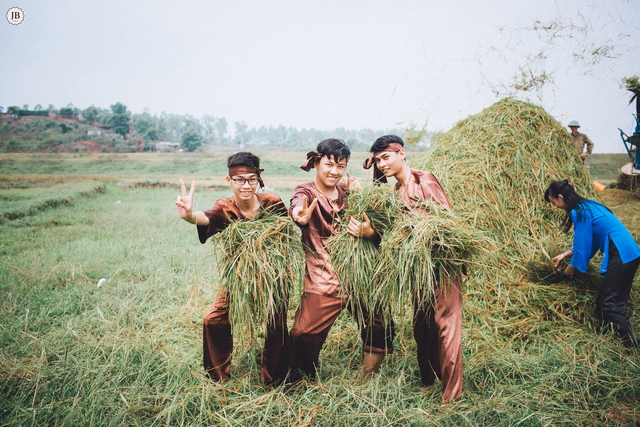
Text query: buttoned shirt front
572 132 594 157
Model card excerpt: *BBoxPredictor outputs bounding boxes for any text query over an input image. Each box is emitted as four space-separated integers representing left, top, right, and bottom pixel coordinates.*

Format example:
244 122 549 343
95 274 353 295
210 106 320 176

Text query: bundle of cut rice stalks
212 213 305 337
346 183 405 236
327 184 404 318
373 201 487 318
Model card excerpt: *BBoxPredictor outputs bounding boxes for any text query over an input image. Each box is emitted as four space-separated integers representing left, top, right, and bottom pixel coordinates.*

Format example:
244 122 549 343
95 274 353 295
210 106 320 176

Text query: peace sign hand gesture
176 179 197 222
346 172 361 190
292 195 318 226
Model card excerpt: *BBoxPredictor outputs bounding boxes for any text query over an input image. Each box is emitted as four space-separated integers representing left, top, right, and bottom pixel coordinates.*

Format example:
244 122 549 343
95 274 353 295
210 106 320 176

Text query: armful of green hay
373 200 491 316
210 214 305 338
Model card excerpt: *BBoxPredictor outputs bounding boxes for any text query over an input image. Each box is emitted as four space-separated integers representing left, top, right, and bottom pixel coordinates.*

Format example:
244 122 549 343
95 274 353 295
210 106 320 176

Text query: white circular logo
6 7 24 25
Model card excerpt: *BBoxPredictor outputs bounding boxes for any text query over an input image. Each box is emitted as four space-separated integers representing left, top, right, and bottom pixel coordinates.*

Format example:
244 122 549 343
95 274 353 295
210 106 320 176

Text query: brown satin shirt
197 193 287 243
290 182 348 297
396 169 452 210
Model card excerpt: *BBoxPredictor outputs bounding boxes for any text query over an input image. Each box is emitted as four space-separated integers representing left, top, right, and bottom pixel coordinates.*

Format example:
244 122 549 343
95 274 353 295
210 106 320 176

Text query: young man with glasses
175 152 289 385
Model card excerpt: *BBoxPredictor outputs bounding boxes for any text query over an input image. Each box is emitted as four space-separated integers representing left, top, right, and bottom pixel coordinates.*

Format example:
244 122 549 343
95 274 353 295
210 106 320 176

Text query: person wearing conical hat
568 120 594 162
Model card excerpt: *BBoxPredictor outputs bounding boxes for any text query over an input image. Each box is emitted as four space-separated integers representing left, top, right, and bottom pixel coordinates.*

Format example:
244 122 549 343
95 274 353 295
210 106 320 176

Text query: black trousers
597 242 640 347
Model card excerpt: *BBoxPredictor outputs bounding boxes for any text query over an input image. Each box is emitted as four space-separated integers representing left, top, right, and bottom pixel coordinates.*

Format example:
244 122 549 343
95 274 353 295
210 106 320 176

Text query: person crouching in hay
545 180 640 348
287 138 395 382
175 152 294 385
362 134 463 403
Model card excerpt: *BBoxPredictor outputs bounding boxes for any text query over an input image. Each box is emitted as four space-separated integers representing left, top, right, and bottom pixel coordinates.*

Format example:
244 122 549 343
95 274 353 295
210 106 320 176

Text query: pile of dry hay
412 98 597 278
212 213 305 337
409 98 612 349
406 100 640 420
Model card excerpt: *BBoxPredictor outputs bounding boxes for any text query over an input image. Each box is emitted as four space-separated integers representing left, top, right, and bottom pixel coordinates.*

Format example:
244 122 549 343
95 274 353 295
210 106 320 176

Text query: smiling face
226 173 259 202
548 194 568 211
373 149 405 178
314 155 347 189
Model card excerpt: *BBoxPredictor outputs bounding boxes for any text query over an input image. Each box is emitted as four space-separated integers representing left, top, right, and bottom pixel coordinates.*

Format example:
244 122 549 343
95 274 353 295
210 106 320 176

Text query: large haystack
412 98 597 275
410 98 615 351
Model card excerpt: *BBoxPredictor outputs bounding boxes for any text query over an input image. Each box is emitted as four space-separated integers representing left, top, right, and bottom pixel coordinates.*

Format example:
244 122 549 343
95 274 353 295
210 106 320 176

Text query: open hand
552 254 564 269
552 252 575 278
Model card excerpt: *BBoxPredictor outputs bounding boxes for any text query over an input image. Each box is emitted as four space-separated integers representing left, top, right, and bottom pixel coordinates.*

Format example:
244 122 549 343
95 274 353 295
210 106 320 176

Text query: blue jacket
570 200 640 274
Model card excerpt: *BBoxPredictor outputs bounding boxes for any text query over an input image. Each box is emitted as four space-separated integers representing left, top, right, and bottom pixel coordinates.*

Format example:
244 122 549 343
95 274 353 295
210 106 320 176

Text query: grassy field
585 154 631 184
1 152 639 426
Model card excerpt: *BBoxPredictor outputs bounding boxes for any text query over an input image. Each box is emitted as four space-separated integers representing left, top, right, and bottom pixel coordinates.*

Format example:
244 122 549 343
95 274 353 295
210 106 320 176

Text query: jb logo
6 7 24 25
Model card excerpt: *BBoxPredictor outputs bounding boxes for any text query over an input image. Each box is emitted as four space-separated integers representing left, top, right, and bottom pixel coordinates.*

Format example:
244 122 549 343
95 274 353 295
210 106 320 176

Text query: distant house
155 141 180 152
87 127 102 136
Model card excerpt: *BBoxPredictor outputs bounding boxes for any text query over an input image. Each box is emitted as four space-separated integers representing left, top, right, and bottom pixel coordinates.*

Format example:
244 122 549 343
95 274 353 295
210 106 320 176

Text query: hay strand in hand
344 184 404 235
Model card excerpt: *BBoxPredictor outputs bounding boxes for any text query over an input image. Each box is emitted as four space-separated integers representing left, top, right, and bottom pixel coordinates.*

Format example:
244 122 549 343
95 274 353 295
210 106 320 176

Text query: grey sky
1 0 639 152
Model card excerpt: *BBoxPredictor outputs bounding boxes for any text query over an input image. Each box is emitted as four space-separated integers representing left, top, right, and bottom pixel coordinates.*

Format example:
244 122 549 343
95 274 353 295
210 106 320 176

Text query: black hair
316 138 350 163
370 134 404 153
227 152 260 170
544 180 607 232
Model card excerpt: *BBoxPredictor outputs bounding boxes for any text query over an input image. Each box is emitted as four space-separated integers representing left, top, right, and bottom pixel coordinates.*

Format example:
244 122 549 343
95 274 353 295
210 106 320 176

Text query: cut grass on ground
0 166 639 426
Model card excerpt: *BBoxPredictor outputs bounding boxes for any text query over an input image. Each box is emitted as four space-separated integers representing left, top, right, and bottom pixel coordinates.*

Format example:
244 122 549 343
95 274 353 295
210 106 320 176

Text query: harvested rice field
1 99 639 426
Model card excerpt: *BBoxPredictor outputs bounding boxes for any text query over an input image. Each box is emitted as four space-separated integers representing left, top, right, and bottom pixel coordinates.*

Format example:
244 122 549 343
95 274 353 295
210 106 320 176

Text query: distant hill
0 114 136 153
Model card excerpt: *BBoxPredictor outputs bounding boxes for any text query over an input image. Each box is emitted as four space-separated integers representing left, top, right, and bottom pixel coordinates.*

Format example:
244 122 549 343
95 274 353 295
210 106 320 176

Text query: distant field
0 151 375 192
585 153 631 183
0 151 628 185
0 177 105 223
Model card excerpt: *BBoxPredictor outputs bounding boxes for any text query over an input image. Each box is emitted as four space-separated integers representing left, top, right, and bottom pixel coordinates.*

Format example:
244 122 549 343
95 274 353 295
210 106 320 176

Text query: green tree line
0 102 425 153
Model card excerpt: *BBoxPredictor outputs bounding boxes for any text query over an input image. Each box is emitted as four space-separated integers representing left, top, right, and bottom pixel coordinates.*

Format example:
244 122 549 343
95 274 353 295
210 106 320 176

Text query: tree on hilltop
83 106 99 124
133 113 158 141
109 102 131 138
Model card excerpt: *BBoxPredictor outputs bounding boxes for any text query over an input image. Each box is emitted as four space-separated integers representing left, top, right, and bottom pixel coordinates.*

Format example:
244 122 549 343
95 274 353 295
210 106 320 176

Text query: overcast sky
1 0 639 152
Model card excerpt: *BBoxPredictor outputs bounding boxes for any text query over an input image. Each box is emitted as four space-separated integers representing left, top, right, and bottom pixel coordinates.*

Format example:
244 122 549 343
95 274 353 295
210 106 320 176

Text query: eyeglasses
230 177 259 185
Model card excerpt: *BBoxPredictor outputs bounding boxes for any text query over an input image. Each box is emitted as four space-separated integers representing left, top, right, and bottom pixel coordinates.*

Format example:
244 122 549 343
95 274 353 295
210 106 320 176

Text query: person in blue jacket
545 180 640 348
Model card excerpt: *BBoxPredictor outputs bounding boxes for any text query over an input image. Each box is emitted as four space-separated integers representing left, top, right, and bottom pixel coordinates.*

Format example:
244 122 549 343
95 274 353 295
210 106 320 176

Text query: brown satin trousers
286 292 395 382
202 290 289 385
414 277 463 403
